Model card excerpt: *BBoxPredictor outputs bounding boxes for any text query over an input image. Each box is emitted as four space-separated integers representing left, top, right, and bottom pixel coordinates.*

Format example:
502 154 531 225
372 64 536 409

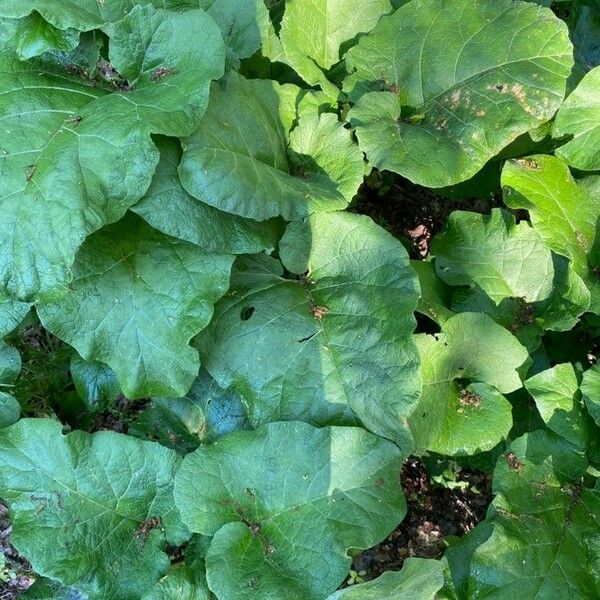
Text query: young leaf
0 5 225 299
70 354 121 417
327 557 444 600
37 214 233 399
0 418 189 600
554 66 600 171
502 155 600 313
432 209 555 305
412 260 455 325
179 71 360 221
197 212 420 449
525 363 594 450
409 313 528 455
174 421 407 600
279 0 392 99
345 0 573 187
131 137 282 255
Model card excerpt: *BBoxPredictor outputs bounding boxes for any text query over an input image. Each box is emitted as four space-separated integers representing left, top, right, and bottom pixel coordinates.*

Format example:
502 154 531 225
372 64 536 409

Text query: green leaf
141 566 210 600
279 0 392 98
179 71 361 221
463 431 598 598
432 209 555 304
129 369 250 454
21 578 83 600
197 212 420 449
581 362 600 428
502 155 600 313
0 0 203 31
0 340 20 428
0 5 225 300
174 421 407 600
0 294 30 338
11 11 79 60
0 418 189 600
70 354 121 416
409 313 528 455
554 66 600 172
327 557 444 599
202 0 271 67
412 260 455 325
132 137 282 255
345 0 573 187
525 363 594 450
571 3 600 71
37 213 233 399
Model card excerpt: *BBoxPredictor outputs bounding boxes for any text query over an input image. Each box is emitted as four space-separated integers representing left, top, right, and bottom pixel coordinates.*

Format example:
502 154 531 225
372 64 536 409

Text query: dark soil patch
89 395 149 434
344 457 492 585
353 171 501 258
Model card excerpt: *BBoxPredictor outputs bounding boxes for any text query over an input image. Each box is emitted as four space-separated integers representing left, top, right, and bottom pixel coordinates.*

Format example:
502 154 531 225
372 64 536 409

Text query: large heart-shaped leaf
174 421 407 600
554 66 600 171
432 209 555 304
455 431 599 599
131 137 282 255
0 418 189 600
37 213 233 399
197 211 420 449
581 362 600 428
345 0 573 187
0 5 224 300
279 0 392 98
179 71 361 221
502 155 600 313
409 312 528 455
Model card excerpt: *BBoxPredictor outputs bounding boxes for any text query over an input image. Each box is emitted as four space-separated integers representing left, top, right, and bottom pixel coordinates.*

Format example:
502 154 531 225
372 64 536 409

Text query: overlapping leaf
432 209 554 304
554 66 600 171
0 5 225 300
197 211 420 449
409 312 528 455
0 418 189 600
345 0 573 187
37 214 233 399
502 155 600 313
279 0 392 98
132 137 282 255
174 421 406 600
447 431 599 599
129 369 250 454
179 71 362 221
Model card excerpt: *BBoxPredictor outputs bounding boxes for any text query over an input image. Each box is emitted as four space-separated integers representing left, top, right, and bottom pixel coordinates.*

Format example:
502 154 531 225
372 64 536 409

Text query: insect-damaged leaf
0 418 189 599
345 0 573 187
197 211 420 450
175 421 407 600
0 5 224 300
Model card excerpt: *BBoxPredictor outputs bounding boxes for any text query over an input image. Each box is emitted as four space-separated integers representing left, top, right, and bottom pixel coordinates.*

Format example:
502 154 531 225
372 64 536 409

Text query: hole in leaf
240 307 255 321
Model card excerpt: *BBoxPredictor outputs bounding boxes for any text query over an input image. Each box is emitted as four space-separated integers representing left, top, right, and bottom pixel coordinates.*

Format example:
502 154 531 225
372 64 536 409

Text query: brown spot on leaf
516 158 540 171
459 389 481 409
135 517 163 545
151 67 176 82
311 305 328 320
505 452 523 471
